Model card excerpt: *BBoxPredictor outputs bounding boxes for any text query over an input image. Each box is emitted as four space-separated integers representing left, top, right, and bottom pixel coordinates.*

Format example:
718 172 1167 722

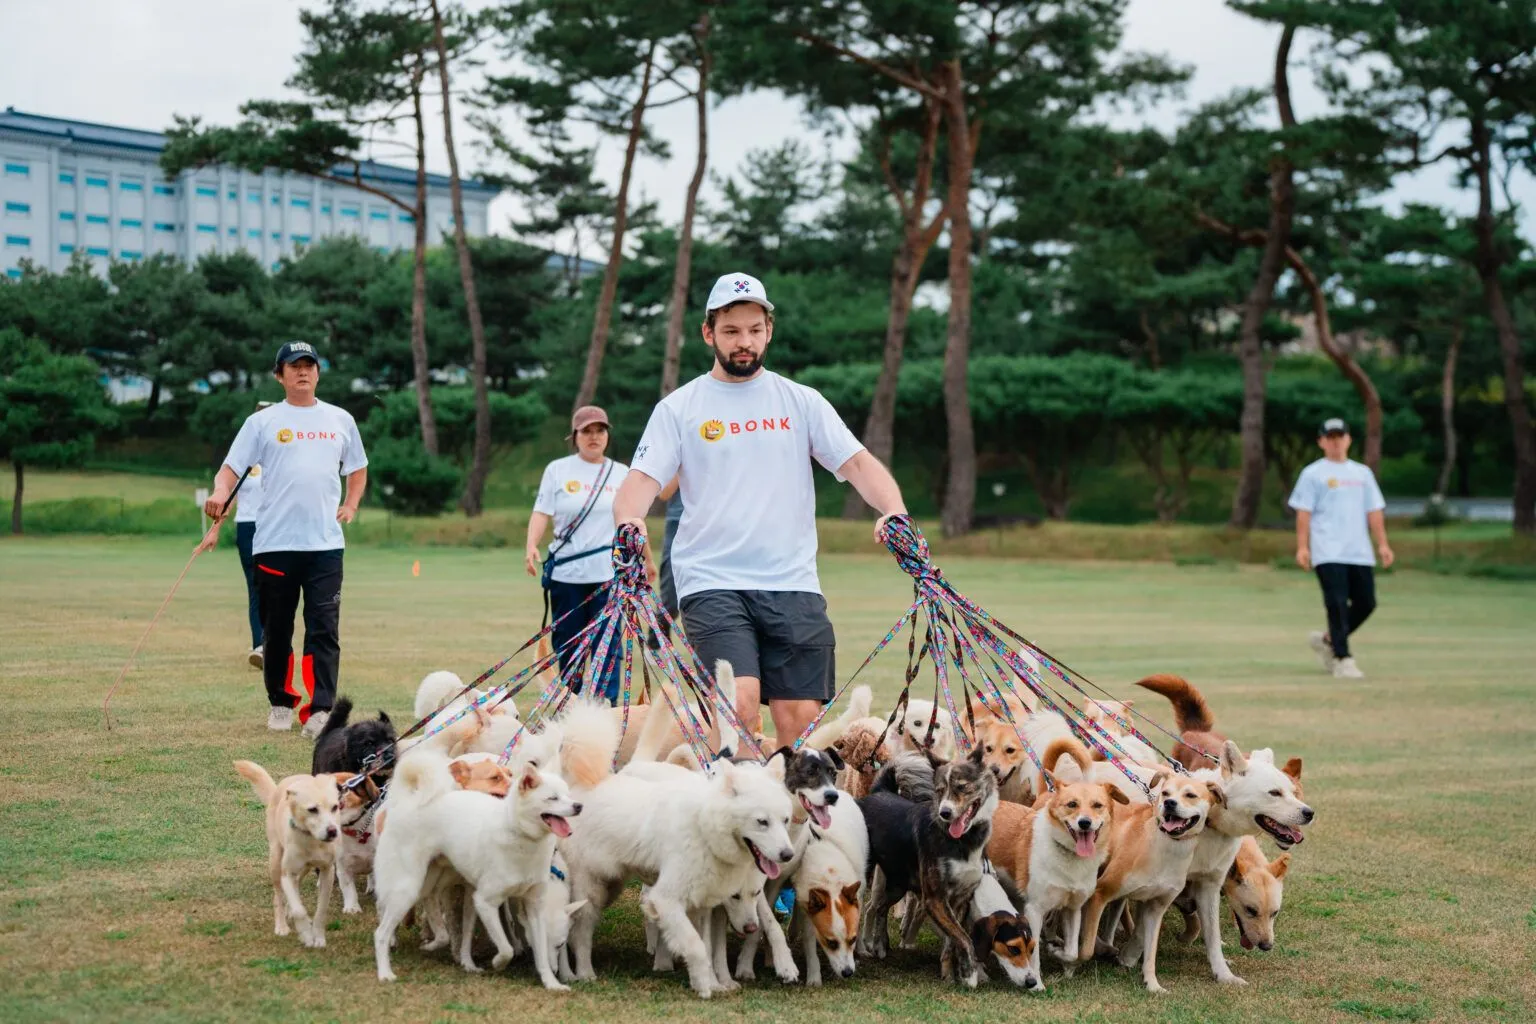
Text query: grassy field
1 538 1533 1023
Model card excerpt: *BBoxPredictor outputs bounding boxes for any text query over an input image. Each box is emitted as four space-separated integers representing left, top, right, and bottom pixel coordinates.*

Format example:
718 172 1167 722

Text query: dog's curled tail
389 752 455 813
873 752 936 803
1135 674 1214 734
1041 736 1093 777
318 696 352 739
558 699 621 789
233 760 277 804
414 669 466 720
805 684 873 751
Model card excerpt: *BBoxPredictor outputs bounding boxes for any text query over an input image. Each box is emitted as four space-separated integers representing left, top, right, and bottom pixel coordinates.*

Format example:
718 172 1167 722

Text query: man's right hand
1296 547 1312 570
616 517 649 540
203 490 232 521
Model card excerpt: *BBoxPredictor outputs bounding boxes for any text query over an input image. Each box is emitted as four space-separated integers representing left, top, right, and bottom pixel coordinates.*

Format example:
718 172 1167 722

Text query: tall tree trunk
938 60 977 538
10 461 22 535
661 19 710 398
429 0 492 515
844 99 945 519
1286 249 1383 473
573 42 656 412
1435 327 1462 498
1470 119 1536 534
1228 25 1297 530
409 66 439 456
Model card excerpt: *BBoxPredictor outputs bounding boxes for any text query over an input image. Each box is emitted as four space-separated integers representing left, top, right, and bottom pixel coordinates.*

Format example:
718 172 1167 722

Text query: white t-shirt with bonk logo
224 400 369 555
534 455 630 584
1287 457 1386 567
630 370 864 599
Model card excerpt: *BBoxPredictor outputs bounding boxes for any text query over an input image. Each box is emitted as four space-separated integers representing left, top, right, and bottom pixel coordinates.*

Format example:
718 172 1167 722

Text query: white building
0 107 499 280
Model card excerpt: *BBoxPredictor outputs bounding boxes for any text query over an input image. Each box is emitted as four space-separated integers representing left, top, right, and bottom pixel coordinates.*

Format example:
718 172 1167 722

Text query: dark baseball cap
273 340 323 371
1318 417 1349 436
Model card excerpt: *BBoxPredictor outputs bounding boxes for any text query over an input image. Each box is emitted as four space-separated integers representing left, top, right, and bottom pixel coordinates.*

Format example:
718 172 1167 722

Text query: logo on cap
699 419 725 442
276 428 294 444
289 342 316 354
733 279 751 294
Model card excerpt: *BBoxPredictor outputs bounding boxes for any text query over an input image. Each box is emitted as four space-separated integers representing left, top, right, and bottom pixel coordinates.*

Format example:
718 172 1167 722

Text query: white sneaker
301 710 330 740
1332 657 1364 679
248 645 264 670
267 706 294 731
1308 632 1335 671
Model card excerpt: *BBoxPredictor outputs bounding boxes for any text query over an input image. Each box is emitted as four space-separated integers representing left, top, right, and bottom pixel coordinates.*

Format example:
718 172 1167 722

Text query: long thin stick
102 467 252 730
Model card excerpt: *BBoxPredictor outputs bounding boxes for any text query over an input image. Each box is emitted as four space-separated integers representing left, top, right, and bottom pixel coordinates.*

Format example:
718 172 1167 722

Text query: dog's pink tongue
812 804 832 830
755 849 782 879
544 815 572 839
1073 831 1096 857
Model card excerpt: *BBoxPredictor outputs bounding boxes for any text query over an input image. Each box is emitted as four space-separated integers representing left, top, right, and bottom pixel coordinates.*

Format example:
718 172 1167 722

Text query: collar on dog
549 863 566 882
342 826 372 844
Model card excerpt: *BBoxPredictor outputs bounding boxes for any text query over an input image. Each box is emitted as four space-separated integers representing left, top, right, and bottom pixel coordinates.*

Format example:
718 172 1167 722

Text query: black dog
311 697 397 783
858 748 999 987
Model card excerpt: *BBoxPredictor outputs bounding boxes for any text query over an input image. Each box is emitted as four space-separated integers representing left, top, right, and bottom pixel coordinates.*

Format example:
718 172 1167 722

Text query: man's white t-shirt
630 370 864 599
234 463 265 524
224 400 369 555
534 455 629 584
1287 458 1385 566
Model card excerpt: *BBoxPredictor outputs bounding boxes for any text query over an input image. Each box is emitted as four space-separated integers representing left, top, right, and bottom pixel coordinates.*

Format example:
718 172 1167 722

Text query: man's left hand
337 505 357 525
1378 542 1395 568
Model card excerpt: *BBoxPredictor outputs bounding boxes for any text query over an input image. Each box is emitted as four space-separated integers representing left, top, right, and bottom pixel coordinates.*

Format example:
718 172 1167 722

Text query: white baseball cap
706 272 774 313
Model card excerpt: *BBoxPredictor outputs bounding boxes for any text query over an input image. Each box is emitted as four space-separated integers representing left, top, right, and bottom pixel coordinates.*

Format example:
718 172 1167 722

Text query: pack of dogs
233 660 1312 997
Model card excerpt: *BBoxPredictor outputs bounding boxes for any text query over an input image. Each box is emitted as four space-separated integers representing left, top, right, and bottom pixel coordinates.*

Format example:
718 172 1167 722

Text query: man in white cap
613 273 907 745
1289 416 1394 679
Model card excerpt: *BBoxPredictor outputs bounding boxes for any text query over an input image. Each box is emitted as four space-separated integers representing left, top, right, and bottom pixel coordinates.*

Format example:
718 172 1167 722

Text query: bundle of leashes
786 515 1214 797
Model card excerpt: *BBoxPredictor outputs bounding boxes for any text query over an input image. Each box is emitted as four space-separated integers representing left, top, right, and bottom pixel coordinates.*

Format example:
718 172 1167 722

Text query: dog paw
714 977 741 994
1217 972 1248 987
576 967 598 983
459 961 483 974
541 980 571 993
342 902 363 915
733 963 756 982
421 936 449 952
961 970 979 990
804 974 822 988
1146 981 1168 995
491 952 513 971
775 964 799 985
377 969 397 983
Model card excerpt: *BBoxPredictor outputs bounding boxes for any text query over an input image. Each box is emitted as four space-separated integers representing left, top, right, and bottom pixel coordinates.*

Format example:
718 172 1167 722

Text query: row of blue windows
195 185 218 197
121 218 142 228
5 267 19 279
369 210 389 221
5 234 30 247
87 214 108 225
4 162 29 178
85 175 109 188
5 201 28 214
57 243 150 259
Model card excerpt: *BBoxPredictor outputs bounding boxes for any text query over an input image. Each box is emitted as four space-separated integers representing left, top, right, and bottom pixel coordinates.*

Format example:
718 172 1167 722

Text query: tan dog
233 761 343 948
973 717 1034 804
986 738 1129 988
1076 771 1220 993
830 721 889 799
1179 835 1290 951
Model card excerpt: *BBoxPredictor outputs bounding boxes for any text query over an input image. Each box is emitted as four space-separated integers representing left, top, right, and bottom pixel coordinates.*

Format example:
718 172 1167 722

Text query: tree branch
794 30 942 99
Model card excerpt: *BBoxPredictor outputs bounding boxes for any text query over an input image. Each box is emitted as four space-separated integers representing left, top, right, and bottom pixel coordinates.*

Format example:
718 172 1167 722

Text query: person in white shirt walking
205 342 369 737
525 405 649 704
613 272 908 746
1288 417 1395 679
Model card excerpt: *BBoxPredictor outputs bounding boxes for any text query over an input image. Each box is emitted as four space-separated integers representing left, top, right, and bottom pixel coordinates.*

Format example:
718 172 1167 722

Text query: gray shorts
680 590 836 704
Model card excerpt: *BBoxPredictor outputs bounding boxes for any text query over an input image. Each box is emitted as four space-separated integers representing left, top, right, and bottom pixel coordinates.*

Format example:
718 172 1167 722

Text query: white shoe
301 710 330 740
248 645 264 670
1308 632 1335 671
267 706 294 731
1332 657 1364 679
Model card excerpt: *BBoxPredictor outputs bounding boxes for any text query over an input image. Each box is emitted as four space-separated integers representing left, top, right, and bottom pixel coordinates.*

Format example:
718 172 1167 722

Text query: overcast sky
5 0 1531 246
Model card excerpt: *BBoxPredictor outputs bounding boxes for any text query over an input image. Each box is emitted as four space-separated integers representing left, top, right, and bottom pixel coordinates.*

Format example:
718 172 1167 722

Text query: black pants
256 549 343 721
1314 563 1376 659
236 521 263 649
548 579 620 704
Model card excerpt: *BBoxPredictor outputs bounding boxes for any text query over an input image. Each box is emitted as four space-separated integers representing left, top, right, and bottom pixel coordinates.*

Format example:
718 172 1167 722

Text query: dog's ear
966 744 987 767
805 887 830 916
449 760 472 787
1106 783 1131 806
1147 770 1169 795
1281 757 1303 782
764 747 791 781
378 710 391 724
564 899 589 918
823 746 845 772
1221 740 1247 777
839 881 861 906
1205 781 1227 808
1227 859 1243 882
715 759 738 797
1269 852 1291 880
969 915 996 955
518 763 540 794
1250 747 1276 765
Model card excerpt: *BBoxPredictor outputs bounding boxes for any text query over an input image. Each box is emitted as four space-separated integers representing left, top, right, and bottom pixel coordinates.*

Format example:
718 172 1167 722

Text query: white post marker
195 487 210 534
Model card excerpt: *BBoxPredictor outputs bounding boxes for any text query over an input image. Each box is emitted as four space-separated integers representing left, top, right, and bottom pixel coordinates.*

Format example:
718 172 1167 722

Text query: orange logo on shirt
698 417 792 442
1327 477 1338 489
564 480 582 494
276 428 294 444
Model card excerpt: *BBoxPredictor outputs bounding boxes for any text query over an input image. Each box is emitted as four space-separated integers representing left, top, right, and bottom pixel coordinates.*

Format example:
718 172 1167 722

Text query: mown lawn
1 538 1532 1023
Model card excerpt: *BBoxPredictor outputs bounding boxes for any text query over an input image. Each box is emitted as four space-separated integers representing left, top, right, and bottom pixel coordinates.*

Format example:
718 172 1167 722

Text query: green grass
1 538 1534 1022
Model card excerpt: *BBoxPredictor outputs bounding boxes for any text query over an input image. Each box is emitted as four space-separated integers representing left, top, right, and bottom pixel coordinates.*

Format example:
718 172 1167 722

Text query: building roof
0 107 500 196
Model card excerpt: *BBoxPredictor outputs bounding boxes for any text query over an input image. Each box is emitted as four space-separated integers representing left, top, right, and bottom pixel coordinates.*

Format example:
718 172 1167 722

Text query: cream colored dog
233 760 343 948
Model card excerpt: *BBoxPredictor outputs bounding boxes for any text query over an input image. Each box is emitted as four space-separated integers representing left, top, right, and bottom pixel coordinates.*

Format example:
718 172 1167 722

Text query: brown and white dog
986 737 1130 988
332 773 382 914
1076 771 1220 993
1179 835 1290 952
233 760 345 948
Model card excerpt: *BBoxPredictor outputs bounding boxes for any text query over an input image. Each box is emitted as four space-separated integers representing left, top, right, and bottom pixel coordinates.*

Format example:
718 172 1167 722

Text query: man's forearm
344 468 367 511
212 464 239 496
842 451 907 516
613 470 662 524
1295 510 1311 551
1367 509 1388 546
